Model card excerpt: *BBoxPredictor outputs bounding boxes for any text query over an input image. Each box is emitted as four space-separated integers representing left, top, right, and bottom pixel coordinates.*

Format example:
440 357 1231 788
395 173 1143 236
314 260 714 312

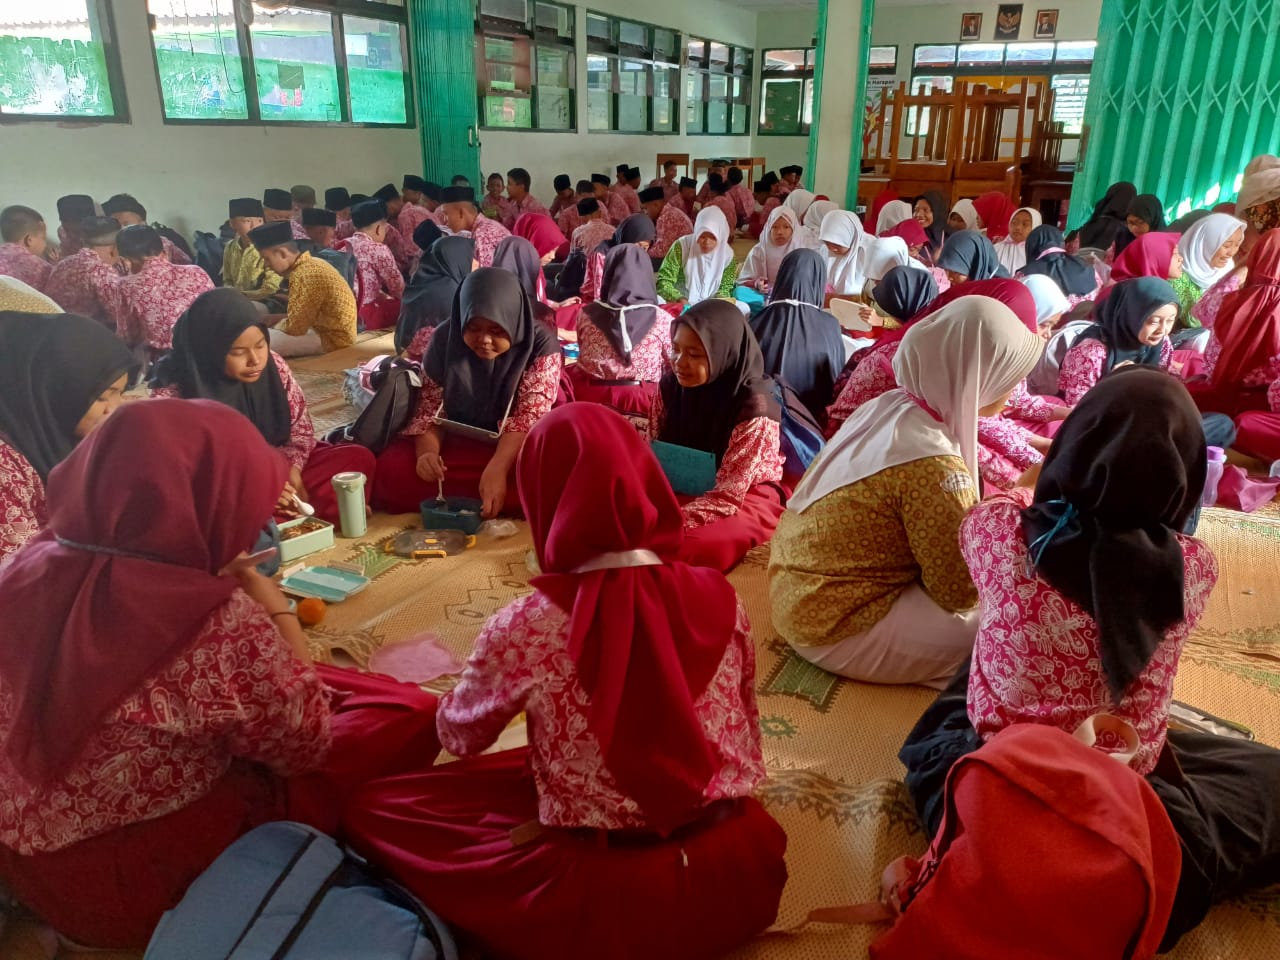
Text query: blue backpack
144 822 456 960
773 380 826 474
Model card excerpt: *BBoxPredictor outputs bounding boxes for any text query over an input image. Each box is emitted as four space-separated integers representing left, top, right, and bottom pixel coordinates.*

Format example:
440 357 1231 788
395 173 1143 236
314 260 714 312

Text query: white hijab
677 206 734 304
820 210 869 295
1019 274 1070 327
785 189 816 222
950 198 978 231
740 206 805 286
790 297 1044 511
803 200 838 249
1178 212 1247 290
876 200 914 236
993 206 1043 274
863 236 927 283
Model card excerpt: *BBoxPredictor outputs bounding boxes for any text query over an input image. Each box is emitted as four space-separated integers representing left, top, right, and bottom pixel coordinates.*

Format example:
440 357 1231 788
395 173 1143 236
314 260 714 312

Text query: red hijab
0 400 287 785
868 188 899 233
884 218 930 248
907 277 1038 331
1110 231 1181 283
518 404 739 834
973 192 1016 241
1212 231 1280 386
513 212 568 259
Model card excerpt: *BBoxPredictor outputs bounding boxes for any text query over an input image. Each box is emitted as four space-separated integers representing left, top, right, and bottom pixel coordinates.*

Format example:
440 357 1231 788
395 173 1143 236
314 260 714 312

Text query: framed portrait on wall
995 4 1024 40
960 13 982 41
1034 9 1059 39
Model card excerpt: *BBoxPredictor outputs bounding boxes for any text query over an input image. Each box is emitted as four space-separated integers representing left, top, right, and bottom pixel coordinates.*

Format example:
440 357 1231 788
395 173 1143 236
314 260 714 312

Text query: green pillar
807 0 874 207
409 0 481 186
1071 0 1280 227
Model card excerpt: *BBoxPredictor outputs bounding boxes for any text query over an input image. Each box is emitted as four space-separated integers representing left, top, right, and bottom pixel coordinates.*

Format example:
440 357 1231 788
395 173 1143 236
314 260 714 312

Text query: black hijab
396 236 474 353
412 219 444 253
917 191 949 256
1018 225 1098 296
422 268 561 432
151 289 292 447
608 212 657 252
1114 194 1166 257
578 244 661 366
0 312 137 481
749 248 844 421
936 230 1010 280
659 300 780 465
493 236 555 328
1022 366 1206 699
872 265 939 322
1077 181 1137 249
1076 276 1178 372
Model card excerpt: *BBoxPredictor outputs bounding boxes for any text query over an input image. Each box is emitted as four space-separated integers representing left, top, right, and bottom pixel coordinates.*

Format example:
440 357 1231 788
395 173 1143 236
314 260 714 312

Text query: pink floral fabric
963 491 1219 776
344 232 405 307
976 417 1042 491
0 439 47 570
43 248 120 328
826 341 900 432
114 259 214 351
1058 337 1173 405
575 311 672 383
437 592 764 830
0 243 52 292
403 347 561 438
506 194 549 230
467 213 511 268
651 204 694 260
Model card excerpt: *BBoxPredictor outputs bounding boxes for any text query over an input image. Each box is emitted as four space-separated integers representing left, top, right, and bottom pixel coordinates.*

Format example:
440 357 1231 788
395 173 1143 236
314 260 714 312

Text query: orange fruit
296 598 327 626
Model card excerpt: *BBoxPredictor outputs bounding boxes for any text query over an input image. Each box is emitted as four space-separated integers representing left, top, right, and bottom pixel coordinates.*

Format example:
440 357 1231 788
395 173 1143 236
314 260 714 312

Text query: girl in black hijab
571 244 671 415
749 248 845 423
654 300 785 572
151 287 375 524
376 268 562 518
1018 224 1099 298
582 212 657 303
873 265 939 323
0 311 136 565
936 230 1011 284
396 236 475 356
1114 193 1166 257
1075 180 1137 250
912 191 949 260
493 236 556 328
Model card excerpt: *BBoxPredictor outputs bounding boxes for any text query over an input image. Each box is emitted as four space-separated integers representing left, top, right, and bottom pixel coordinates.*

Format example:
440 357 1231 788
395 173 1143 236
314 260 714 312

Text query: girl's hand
1050 406 1072 421
1027 433 1053 454
1016 462 1043 488
478 462 508 519
416 452 446 483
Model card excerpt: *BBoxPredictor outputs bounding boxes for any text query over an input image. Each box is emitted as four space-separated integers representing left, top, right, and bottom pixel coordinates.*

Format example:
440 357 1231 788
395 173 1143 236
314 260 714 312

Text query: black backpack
325 357 422 453
193 231 229 285
549 248 587 302
313 246 359 296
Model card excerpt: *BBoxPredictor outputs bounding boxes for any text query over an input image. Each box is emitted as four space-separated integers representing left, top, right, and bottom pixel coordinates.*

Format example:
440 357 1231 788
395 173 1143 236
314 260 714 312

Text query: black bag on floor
325 356 422 454
192 230 229 285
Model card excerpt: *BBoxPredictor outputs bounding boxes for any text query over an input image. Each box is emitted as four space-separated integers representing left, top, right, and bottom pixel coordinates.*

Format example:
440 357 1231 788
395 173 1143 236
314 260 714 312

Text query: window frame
582 12 682 135
0 0 130 124
686 35 751 137
758 46 813 138
476 0 577 133
144 0 413 128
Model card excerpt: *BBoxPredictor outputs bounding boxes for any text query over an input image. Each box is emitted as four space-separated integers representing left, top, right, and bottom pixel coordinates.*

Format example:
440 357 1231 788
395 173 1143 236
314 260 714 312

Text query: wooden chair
655 153 690 180
886 82 959 195
734 156 767 183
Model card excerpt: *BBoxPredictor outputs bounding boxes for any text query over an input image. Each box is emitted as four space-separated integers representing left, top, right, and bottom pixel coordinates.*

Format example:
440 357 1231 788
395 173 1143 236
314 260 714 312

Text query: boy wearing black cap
593 173 629 224
102 194 193 264
250 221 357 357
45 216 122 327
556 180 597 238
397 176 442 262
345 200 406 330
672 177 699 218
326 187 355 241
725 167 754 229
639 185 693 262
505 167 547 228
56 195 98 256
0 205 52 291
747 181 782 239
695 161 729 207
302 208 337 251
777 165 803 197
372 182 411 272
613 166 641 217
650 160 680 201
114 224 214 355
222 198 283 309
264 188 308 241
569 198 615 256
548 174 575 220
438 185 511 267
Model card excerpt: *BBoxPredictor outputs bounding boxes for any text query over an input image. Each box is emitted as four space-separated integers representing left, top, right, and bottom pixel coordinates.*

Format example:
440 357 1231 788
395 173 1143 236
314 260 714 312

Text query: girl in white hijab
820 211 870 297
876 200 914 236
863 236 928 285
739 206 805 291
1175 212 1248 303
770 297 1044 686
949 198 979 232
802 200 838 249
655 206 736 306
784 189 816 223
1019 273 1070 338
994 206 1043 275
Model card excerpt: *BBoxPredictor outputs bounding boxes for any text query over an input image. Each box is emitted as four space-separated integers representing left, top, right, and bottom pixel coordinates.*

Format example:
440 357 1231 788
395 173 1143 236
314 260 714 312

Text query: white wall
0 0 423 239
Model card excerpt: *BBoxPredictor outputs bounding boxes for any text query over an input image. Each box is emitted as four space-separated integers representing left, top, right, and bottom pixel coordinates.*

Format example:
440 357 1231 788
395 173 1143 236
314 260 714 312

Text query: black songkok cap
263 188 292 211
302 207 337 227
351 199 388 229
249 221 294 250
229 197 264 218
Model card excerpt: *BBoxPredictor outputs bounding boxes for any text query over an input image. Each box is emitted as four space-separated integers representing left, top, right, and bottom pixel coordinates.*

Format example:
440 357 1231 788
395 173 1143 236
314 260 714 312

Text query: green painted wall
409 0 481 185
1071 0 1280 227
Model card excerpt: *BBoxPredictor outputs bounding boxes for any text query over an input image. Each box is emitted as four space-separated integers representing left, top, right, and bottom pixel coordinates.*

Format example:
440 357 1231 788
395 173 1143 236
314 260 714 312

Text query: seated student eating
249 220 358 358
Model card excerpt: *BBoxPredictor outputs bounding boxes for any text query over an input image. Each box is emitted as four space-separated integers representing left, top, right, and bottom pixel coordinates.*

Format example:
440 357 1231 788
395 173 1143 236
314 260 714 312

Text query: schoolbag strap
764 856 915 934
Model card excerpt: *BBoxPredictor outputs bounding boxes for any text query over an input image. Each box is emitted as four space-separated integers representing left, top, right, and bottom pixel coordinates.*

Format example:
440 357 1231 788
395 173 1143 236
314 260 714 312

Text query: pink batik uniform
345 232 406 307
571 220 617 256
963 490 1219 777
160 236 192 265
335 218 356 242
437 595 764 830
975 382 1059 490
575 315 672 384
605 191 632 225
505 195 549 230
466 213 512 268
650 177 680 202
43 248 121 328
670 194 698 219
0 439 47 570
727 185 754 227
114 260 215 351
1200 275 1276 384
482 195 516 228
558 205 612 239
615 185 641 217
707 197 738 230
0 589 331 856
152 354 314 471
402 328 561 439
1058 338 1173 406
651 205 694 260
0 244 52 292
648 394 786 529
826 341 901 433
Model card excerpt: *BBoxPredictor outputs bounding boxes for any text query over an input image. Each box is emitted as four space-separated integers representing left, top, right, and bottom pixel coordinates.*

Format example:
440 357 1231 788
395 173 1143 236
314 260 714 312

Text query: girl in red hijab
1104 231 1183 291
345 403 787 960
973 191 1016 242
0 400 440 949
1215 233 1280 436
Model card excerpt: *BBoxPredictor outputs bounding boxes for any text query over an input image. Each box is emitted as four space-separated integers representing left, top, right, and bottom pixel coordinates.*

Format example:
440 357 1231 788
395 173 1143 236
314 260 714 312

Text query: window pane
732 46 752 76
249 4 340 122
1055 40 1097 63
618 20 647 56
653 64 676 132
533 2 572 42
802 77 814 125
708 42 729 72
731 102 747 134
479 0 527 28
147 0 247 121
534 44 572 129
586 54 613 130
1051 74 1089 135
869 45 896 71
685 70 703 132
1005 41 1055 65
913 43 956 68
653 28 677 63
685 38 705 68
706 72 728 133
345 16 406 123
0 0 117 117
586 13 611 52
617 59 647 131
760 78 801 134
956 43 1004 67
764 48 805 72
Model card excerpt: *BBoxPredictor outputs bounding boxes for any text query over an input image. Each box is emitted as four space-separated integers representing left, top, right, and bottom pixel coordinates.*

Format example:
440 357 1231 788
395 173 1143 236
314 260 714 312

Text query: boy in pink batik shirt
263 189 308 242
0 206 53 292
44 217 122 329
505 168 549 228
439 186 511 267
640 186 694 263
113 225 214 356
343 199 406 331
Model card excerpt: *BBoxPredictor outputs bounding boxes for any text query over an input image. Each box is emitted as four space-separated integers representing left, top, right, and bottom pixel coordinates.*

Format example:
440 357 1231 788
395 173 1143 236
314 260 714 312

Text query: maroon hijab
0 399 288 785
877 277 1038 350
518 404 740 834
